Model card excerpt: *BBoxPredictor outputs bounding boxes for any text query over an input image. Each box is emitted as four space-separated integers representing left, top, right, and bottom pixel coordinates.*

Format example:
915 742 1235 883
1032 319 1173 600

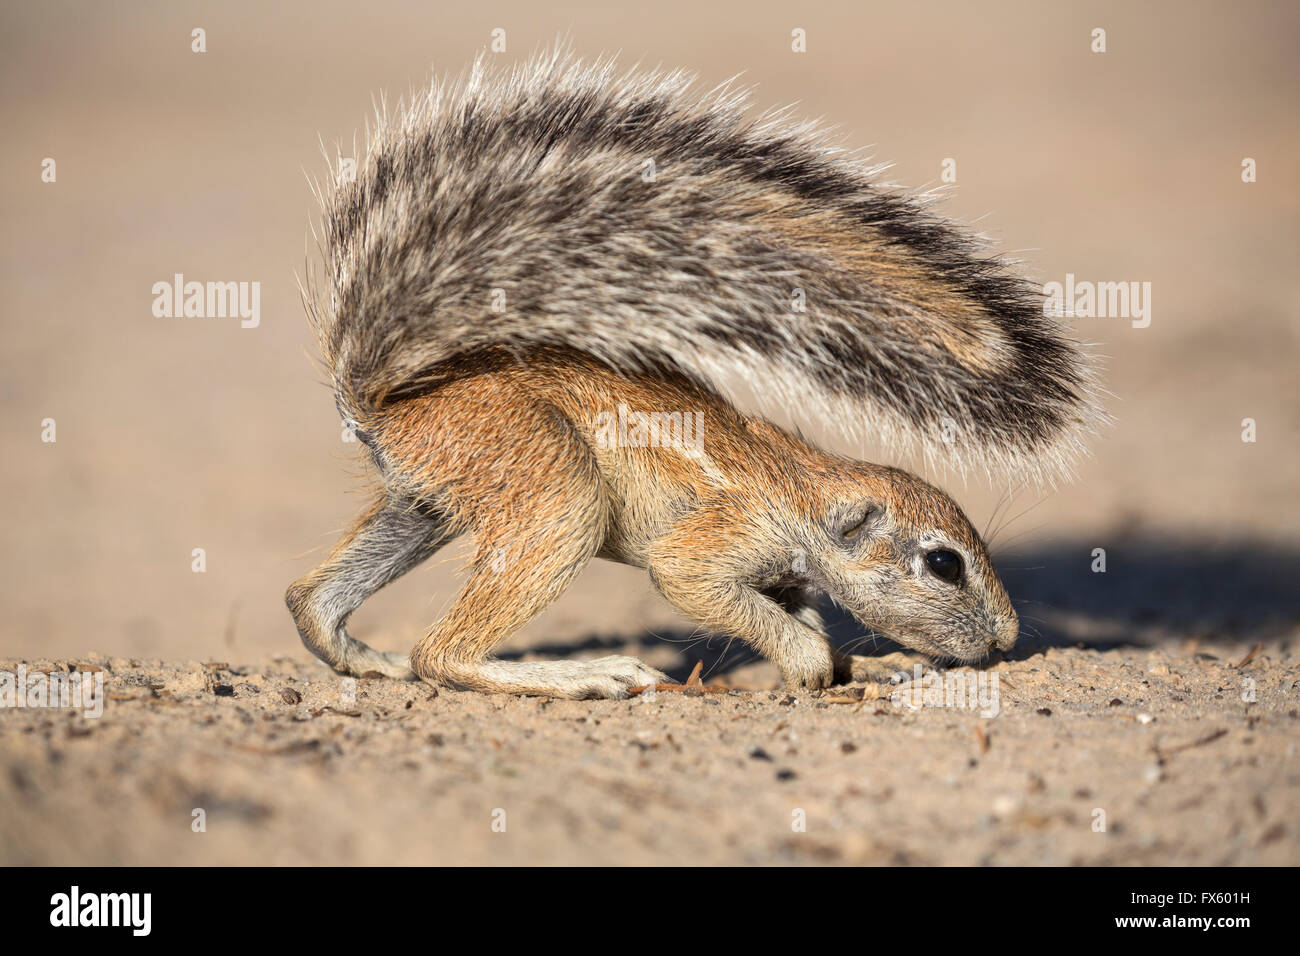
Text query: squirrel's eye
925 549 963 584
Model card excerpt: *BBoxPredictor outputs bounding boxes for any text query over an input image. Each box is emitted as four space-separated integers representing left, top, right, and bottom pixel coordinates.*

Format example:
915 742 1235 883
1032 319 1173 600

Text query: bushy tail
307 47 1103 484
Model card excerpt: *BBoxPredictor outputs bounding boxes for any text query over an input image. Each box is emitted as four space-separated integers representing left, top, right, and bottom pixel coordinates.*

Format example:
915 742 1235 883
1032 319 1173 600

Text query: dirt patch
1 640 1294 865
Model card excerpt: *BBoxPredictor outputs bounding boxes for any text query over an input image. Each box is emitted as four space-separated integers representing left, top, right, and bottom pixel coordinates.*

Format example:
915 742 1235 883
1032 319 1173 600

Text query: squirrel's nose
992 614 1019 652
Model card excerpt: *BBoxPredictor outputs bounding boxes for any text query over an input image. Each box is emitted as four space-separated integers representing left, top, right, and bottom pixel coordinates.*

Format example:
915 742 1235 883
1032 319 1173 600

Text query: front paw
840 651 937 685
779 651 835 691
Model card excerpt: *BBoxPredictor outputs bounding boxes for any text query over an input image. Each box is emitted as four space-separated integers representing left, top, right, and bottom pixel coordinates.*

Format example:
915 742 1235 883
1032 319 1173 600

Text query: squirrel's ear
836 503 883 541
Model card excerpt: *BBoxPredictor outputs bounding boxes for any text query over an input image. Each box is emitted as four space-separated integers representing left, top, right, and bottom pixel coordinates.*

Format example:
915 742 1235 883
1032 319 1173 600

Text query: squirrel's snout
992 613 1019 652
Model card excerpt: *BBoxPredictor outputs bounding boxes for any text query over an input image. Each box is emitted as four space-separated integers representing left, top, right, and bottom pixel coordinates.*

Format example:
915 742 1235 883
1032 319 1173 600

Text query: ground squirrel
287 49 1101 699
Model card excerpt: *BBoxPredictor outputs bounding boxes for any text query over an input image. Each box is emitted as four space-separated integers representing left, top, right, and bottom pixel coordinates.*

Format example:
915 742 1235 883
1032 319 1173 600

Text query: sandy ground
1 636 1295 866
1 1 1298 865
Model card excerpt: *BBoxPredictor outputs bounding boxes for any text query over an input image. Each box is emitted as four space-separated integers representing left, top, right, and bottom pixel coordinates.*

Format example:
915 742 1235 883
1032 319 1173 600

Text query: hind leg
406 406 667 699
286 496 457 678
411 532 668 698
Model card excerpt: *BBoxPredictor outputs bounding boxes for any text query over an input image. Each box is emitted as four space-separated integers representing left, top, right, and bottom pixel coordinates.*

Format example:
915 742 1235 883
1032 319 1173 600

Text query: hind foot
337 646 415 680
418 655 670 699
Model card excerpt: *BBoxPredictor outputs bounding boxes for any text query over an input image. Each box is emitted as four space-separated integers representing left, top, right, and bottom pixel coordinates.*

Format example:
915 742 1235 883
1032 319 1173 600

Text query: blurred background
2 0 1297 673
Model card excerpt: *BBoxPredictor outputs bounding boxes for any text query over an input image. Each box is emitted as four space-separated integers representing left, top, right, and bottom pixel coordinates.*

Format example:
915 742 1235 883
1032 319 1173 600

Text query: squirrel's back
308 47 1101 483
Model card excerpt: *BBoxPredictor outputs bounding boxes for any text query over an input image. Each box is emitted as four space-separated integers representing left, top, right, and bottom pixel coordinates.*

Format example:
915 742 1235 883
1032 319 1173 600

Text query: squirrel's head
809 465 1018 664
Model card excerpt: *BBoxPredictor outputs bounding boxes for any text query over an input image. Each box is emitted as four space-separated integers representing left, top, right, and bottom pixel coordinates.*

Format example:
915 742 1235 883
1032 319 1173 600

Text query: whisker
986 496 1049 551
